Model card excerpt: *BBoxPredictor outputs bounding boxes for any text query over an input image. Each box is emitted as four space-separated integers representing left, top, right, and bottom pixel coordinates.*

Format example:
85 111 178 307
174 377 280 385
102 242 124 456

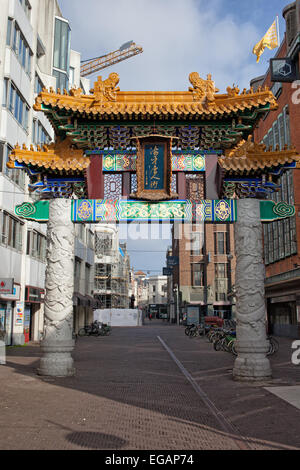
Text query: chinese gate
9 72 299 380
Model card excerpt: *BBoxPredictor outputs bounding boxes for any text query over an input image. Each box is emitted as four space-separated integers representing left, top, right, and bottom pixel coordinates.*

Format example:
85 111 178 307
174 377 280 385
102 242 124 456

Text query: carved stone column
233 199 272 381
37 198 75 377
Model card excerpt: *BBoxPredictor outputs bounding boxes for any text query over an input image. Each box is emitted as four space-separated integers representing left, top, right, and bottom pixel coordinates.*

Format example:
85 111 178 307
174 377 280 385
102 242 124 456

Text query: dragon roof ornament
33 72 277 120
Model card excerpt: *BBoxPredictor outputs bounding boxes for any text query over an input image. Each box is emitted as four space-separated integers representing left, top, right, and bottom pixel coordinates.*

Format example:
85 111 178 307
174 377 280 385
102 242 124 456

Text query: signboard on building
25 287 45 303
186 306 199 325
167 256 179 267
163 267 173 276
15 302 24 326
0 279 14 295
270 58 298 83
0 284 20 301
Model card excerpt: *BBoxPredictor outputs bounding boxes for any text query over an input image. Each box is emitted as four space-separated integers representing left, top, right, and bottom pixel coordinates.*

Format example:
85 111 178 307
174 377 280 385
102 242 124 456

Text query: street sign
0 279 14 295
167 256 179 267
163 267 173 276
270 58 298 83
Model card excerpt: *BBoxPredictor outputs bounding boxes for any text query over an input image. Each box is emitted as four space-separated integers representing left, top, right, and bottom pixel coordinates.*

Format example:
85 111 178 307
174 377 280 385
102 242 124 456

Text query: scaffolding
94 251 130 309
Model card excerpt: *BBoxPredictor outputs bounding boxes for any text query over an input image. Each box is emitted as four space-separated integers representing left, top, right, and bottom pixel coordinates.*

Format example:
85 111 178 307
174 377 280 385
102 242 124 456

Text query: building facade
147 275 168 318
252 0 300 338
0 0 91 344
133 271 148 310
170 222 236 324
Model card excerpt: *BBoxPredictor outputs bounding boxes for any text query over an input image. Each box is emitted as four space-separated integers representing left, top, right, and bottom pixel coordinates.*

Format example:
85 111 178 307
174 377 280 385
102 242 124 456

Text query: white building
133 271 149 309
147 275 168 318
0 0 90 345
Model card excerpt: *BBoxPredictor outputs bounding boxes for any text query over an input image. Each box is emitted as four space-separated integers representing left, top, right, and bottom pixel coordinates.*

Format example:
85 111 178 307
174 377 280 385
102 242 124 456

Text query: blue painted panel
144 144 165 190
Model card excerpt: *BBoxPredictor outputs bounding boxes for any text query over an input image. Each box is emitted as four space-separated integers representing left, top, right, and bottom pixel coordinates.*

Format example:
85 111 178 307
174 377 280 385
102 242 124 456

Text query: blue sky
60 0 290 274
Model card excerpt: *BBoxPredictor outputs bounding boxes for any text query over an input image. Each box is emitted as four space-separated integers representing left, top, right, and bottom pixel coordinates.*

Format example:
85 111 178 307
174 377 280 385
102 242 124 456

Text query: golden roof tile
8 137 89 172
33 72 277 119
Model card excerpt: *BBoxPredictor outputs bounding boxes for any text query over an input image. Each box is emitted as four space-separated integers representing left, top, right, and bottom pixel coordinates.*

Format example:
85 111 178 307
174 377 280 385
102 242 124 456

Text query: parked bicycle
185 324 196 336
188 324 206 338
213 331 237 355
78 321 112 337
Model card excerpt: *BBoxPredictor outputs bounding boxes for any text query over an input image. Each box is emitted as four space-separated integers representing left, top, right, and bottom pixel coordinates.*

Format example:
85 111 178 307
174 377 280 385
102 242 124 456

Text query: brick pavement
0 320 300 450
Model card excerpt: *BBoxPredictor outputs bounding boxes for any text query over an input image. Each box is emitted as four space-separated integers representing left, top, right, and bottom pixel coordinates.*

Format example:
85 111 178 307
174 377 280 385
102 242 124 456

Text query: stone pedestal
233 199 272 381
37 199 75 377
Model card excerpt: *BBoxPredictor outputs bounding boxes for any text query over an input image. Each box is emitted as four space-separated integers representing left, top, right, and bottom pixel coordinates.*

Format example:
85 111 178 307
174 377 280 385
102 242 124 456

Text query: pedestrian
149 313 152 321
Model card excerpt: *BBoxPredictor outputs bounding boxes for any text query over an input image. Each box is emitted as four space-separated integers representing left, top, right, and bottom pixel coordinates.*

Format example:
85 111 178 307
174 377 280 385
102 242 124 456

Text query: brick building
252 1 300 337
171 222 236 322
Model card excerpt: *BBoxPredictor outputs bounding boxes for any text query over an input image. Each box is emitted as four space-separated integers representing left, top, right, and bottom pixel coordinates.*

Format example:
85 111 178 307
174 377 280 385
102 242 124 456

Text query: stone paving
0 320 300 450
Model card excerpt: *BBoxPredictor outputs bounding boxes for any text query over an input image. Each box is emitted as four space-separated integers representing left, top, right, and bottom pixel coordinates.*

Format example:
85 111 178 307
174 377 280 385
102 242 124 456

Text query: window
284 106 291 147
263 168 297 265
215 264 228 301
262 107 291 151
87 229 94 250
273 121 279 149
7 20 32 76
74 258 81 292
0 211 23 251
69 67 75 87
85 264 91 294
2 143 25 188
190 225 204 255
6 18 13 46
53 17 70 90
95 232 112 256
53 18 70 71
35 74 44 94
4 80 30 131
278 114 285 150
76 224 85 243
215 263 227 279
53 70 68 92
192 263 205 287
271 82 282 98
214 232 226 255
32 119 50 146
27 230 46 261
19 0 32 19
2 79 8 107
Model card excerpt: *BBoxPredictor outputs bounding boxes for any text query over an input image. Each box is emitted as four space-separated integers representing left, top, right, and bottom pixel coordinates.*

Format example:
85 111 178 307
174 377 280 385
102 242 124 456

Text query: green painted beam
14 199 295 224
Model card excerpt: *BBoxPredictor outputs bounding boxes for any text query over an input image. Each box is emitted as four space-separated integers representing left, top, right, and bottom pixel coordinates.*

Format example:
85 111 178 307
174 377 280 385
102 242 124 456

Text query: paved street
1 321 300 450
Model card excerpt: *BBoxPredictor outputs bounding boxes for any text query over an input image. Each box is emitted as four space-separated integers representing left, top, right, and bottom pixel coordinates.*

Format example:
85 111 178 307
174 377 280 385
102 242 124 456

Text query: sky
60 0 290 274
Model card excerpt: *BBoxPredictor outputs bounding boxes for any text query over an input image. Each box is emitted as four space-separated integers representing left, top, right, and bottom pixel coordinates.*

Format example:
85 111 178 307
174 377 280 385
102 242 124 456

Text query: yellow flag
253 20 278 63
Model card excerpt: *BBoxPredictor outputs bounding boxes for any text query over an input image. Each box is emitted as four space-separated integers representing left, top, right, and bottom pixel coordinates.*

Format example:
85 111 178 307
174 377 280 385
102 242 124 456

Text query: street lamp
173 284 180 325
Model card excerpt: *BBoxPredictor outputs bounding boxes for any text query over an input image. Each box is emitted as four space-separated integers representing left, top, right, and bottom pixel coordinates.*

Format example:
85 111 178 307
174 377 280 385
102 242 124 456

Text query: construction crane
80 41 143 78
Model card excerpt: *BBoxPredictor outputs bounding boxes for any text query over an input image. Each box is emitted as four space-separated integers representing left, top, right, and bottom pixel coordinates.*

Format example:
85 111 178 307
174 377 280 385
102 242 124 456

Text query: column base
233 356 272 382
233 338 272 381
37 339 75 377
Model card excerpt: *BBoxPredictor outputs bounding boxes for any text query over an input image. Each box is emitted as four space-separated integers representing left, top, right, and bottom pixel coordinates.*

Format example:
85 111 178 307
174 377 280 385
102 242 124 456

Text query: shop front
265 271 300 339
267 296 298 338
213 305 232 320
0 284 21 345
24 286 45 343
